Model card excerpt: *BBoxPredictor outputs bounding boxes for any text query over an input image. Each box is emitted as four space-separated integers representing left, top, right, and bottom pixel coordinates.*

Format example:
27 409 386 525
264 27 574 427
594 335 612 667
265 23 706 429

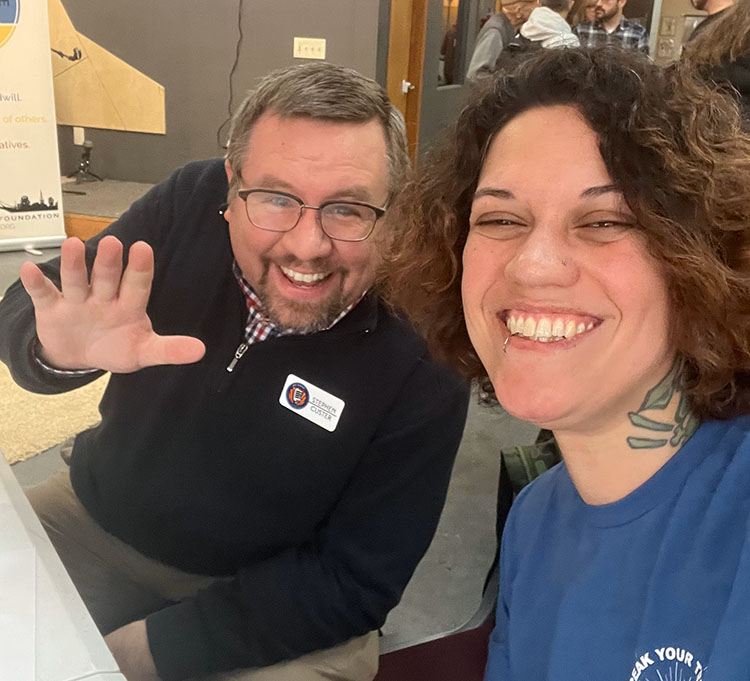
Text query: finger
19 261 61 311
118 242 155 312
90 236 124 302
138 335 206 368
59 237 90 304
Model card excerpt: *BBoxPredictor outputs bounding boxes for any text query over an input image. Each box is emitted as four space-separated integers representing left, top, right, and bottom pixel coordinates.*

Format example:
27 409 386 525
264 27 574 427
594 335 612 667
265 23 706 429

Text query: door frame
383 0 429 158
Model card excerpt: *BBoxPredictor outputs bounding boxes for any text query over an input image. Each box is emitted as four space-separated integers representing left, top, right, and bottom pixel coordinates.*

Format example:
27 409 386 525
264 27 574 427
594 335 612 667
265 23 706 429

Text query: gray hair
225 62 409 204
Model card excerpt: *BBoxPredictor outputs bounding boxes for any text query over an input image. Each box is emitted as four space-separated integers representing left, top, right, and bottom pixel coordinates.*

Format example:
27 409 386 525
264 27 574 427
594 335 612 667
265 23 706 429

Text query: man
467 0 541 80
0 63 469 681
687 0 734 38
574 0 649 51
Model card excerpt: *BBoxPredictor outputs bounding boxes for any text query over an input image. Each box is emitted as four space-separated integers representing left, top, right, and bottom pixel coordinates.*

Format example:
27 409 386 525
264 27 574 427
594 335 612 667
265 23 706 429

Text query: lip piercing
503 333 520 353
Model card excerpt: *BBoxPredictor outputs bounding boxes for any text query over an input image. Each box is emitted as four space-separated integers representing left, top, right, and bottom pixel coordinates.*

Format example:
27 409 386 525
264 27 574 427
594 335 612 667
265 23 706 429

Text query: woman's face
462 105 675 435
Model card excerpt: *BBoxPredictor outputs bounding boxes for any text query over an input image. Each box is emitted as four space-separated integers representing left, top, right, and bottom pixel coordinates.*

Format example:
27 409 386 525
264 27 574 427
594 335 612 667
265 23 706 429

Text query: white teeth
280 266 328 283
505 313 597 343
523 317 537 338
536 317 552 340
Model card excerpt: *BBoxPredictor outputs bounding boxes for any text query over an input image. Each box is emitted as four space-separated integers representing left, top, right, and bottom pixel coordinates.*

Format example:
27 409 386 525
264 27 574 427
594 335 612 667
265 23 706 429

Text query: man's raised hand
19 236 205 373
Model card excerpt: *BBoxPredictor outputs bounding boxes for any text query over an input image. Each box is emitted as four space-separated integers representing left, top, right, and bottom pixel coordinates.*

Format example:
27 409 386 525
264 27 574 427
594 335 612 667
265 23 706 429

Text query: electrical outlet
293 37 326 60
73 126 85 145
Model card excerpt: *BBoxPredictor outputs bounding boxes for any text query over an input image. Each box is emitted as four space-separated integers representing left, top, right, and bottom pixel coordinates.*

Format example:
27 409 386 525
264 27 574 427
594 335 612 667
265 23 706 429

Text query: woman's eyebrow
472 185 622 201
473 187 515 201
580 184 620 198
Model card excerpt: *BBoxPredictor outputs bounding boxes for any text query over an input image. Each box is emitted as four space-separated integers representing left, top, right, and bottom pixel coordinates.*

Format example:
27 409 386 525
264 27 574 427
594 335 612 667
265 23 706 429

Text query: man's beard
256 258 350 334
596 4 619 21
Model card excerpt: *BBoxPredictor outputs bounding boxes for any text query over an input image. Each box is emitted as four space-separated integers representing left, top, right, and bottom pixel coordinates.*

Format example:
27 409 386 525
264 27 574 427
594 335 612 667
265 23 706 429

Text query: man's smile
279 265 332 286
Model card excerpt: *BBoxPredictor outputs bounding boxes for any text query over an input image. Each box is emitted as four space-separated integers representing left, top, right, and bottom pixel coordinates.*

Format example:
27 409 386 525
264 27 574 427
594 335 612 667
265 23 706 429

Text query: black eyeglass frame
236 188 386 242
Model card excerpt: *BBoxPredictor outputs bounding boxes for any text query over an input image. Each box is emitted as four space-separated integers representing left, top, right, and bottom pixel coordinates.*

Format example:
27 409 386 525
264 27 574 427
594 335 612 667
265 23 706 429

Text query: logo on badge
0 0 20 49
286 382 309 409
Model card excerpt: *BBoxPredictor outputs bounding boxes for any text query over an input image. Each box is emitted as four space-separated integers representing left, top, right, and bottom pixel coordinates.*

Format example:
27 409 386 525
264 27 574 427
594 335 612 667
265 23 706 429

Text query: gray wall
57 0 383 184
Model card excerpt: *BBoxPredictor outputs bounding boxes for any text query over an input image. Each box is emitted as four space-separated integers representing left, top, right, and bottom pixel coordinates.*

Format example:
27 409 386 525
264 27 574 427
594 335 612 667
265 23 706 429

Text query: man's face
502 0 540 29
223 113 389 333
594 0 624 22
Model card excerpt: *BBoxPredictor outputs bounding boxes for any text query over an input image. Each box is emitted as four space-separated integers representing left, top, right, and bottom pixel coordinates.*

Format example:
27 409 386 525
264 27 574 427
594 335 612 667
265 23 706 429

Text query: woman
384 48 750 680
566 0 596 27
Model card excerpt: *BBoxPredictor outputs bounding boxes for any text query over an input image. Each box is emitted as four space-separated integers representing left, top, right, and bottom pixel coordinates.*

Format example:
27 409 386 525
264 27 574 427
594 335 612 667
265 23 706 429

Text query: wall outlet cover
293 37 326 60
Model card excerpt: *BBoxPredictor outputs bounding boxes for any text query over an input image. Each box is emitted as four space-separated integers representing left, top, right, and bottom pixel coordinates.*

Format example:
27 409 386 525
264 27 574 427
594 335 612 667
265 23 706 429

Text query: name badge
279 374 345 432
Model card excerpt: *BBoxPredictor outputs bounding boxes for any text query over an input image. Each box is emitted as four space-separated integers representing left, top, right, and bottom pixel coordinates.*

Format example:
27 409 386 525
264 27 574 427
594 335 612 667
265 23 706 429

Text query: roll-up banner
0 0 66 253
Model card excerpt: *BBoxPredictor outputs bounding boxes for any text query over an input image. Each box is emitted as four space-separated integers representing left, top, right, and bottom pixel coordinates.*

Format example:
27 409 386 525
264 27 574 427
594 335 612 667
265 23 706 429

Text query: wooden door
386 0 428 158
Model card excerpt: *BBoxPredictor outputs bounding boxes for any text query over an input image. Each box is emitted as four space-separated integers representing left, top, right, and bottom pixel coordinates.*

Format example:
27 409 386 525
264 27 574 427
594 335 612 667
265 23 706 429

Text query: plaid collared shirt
232 261 356 345
233 261 289 345
574 17 649 52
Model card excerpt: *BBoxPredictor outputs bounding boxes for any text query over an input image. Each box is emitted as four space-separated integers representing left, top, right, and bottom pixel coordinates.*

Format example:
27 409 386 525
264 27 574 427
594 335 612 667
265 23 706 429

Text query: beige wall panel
48 0 165 134
77 34 165 134
53 57 125 129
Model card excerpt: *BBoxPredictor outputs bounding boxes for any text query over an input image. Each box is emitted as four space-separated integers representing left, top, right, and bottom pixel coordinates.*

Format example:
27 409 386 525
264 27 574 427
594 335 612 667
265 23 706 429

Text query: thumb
139 335 206 367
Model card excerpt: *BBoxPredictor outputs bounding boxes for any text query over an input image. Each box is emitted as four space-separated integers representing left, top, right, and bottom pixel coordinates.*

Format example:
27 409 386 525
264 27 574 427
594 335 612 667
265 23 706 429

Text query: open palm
20 236 205 373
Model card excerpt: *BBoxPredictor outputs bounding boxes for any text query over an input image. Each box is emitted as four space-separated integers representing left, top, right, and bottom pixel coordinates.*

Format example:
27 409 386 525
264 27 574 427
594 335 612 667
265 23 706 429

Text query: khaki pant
26 470 379 681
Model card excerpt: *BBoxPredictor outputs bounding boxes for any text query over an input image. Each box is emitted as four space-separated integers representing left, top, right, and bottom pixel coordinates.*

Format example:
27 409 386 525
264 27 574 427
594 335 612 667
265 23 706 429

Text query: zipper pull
226 342 248 372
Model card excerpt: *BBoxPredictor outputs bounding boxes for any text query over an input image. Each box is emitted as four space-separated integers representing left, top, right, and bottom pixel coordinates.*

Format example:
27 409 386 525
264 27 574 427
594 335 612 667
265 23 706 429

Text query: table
0 456 126 681
61 178 154 241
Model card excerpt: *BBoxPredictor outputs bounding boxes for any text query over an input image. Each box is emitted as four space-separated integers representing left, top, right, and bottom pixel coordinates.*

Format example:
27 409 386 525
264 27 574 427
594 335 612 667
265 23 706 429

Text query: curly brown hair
381 47 750 419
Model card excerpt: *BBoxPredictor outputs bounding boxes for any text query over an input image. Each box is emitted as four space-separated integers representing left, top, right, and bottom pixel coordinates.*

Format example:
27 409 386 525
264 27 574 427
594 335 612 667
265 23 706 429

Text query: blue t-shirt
486 416 750 681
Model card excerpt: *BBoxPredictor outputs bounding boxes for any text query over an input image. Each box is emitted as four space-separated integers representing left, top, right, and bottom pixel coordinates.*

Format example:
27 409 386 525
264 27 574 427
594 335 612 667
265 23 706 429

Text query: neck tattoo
626 361 699 450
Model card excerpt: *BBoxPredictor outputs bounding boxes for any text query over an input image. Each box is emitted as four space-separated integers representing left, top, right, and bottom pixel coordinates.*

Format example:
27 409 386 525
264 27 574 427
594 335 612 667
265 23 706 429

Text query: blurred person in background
467 0 541 79
574 0 649 51
513 0 580 51
566 0 598 27
687 0 734 37
683 0 750 117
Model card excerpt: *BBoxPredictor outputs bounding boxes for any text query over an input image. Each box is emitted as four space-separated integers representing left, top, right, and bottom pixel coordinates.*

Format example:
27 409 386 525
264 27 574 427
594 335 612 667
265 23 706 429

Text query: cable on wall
216 0 245 150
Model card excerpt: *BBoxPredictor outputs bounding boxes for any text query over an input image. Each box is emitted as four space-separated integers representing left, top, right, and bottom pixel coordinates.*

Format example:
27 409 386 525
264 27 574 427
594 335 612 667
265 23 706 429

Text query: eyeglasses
237 189 386 242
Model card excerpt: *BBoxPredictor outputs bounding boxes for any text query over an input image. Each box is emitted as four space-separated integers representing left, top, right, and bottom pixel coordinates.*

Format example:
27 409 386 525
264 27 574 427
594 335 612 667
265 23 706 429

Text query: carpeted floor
0 362 107 464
